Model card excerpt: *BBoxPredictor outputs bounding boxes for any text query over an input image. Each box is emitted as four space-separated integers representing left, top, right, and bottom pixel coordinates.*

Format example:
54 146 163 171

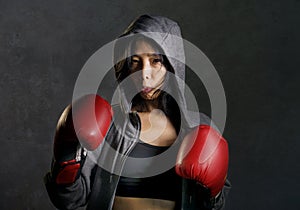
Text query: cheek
128 71 142 88
155 69 167 83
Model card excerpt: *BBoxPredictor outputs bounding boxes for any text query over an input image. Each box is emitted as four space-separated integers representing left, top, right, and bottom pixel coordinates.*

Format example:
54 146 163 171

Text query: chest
137 110 177 146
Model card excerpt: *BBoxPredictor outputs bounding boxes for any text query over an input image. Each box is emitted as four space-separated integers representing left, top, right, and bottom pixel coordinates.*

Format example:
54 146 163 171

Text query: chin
140 90 161 100
140 93 152 100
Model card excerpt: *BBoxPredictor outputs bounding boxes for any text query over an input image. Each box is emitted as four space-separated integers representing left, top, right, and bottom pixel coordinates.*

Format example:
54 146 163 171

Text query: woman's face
128 40 167 100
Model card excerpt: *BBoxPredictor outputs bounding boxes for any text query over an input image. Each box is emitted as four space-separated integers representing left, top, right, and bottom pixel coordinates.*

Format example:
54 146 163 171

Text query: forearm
181 178 231 210
44 173 88 210
44 154 96 210
210 179 231 210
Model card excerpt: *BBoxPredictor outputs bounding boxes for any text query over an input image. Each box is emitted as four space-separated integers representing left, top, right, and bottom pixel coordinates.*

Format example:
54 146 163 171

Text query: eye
150 56 163 70
152 58 162 64
128 56 141 71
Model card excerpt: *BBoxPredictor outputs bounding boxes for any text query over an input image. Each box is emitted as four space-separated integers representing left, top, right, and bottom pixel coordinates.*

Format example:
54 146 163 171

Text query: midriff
112 196 176 210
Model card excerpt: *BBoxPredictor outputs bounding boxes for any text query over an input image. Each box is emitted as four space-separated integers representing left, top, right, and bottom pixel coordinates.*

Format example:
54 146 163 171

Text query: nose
142 60 152 80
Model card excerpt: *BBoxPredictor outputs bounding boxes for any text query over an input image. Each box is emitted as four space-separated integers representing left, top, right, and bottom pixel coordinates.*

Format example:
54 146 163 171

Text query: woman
44 15 231 210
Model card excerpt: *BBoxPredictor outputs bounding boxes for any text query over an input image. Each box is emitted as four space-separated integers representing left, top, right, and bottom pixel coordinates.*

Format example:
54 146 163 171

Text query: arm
176 125 230 210
44 94 113 209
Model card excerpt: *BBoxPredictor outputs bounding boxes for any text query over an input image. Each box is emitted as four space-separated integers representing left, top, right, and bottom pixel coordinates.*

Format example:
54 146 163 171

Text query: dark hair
113 35 181 134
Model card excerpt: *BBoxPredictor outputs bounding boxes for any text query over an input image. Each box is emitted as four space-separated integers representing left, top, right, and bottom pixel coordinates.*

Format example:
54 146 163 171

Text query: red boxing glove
52 94 113 185
71 94 113 151
175 125 229 197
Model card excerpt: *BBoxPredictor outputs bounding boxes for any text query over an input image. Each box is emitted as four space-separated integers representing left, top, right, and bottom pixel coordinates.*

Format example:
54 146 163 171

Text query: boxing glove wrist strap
195 181 222 209
51 145 87 185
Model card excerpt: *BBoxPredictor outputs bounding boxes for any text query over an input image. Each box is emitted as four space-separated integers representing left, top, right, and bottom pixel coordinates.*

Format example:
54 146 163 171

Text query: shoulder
185 110 221 133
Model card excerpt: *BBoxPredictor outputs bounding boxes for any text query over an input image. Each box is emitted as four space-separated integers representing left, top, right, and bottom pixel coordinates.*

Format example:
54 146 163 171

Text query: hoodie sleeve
210 179 231 210
44 154 96 210
181 178 231 210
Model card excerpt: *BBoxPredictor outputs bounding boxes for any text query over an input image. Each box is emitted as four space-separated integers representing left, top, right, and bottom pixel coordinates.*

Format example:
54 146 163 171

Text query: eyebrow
132 53 161 57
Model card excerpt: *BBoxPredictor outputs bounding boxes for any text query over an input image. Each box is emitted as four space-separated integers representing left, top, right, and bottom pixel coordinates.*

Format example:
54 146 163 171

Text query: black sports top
115 140 181 201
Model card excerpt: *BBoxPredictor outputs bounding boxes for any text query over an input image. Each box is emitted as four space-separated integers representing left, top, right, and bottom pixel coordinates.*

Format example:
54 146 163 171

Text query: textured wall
0 0 299 209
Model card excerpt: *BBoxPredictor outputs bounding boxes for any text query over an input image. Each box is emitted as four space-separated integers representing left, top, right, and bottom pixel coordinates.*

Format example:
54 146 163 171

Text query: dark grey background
0 0 299 209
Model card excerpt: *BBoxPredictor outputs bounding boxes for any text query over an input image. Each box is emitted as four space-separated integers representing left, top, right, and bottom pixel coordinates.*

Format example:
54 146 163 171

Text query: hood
114 14 202 128
121 15 186 85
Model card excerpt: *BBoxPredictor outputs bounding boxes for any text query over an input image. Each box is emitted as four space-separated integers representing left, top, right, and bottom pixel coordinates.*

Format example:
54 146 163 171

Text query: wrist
194 181 222 208
51 146 87 185
214 191 221 199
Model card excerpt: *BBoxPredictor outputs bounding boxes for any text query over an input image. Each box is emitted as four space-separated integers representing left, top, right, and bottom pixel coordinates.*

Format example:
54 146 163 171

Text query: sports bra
115 140 181 201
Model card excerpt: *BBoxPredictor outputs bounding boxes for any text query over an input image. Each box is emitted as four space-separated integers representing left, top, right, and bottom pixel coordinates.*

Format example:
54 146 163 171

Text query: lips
141 87 153 93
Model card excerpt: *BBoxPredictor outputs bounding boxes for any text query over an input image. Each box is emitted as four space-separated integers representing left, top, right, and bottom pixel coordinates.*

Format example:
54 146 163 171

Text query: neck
131 98 160 112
